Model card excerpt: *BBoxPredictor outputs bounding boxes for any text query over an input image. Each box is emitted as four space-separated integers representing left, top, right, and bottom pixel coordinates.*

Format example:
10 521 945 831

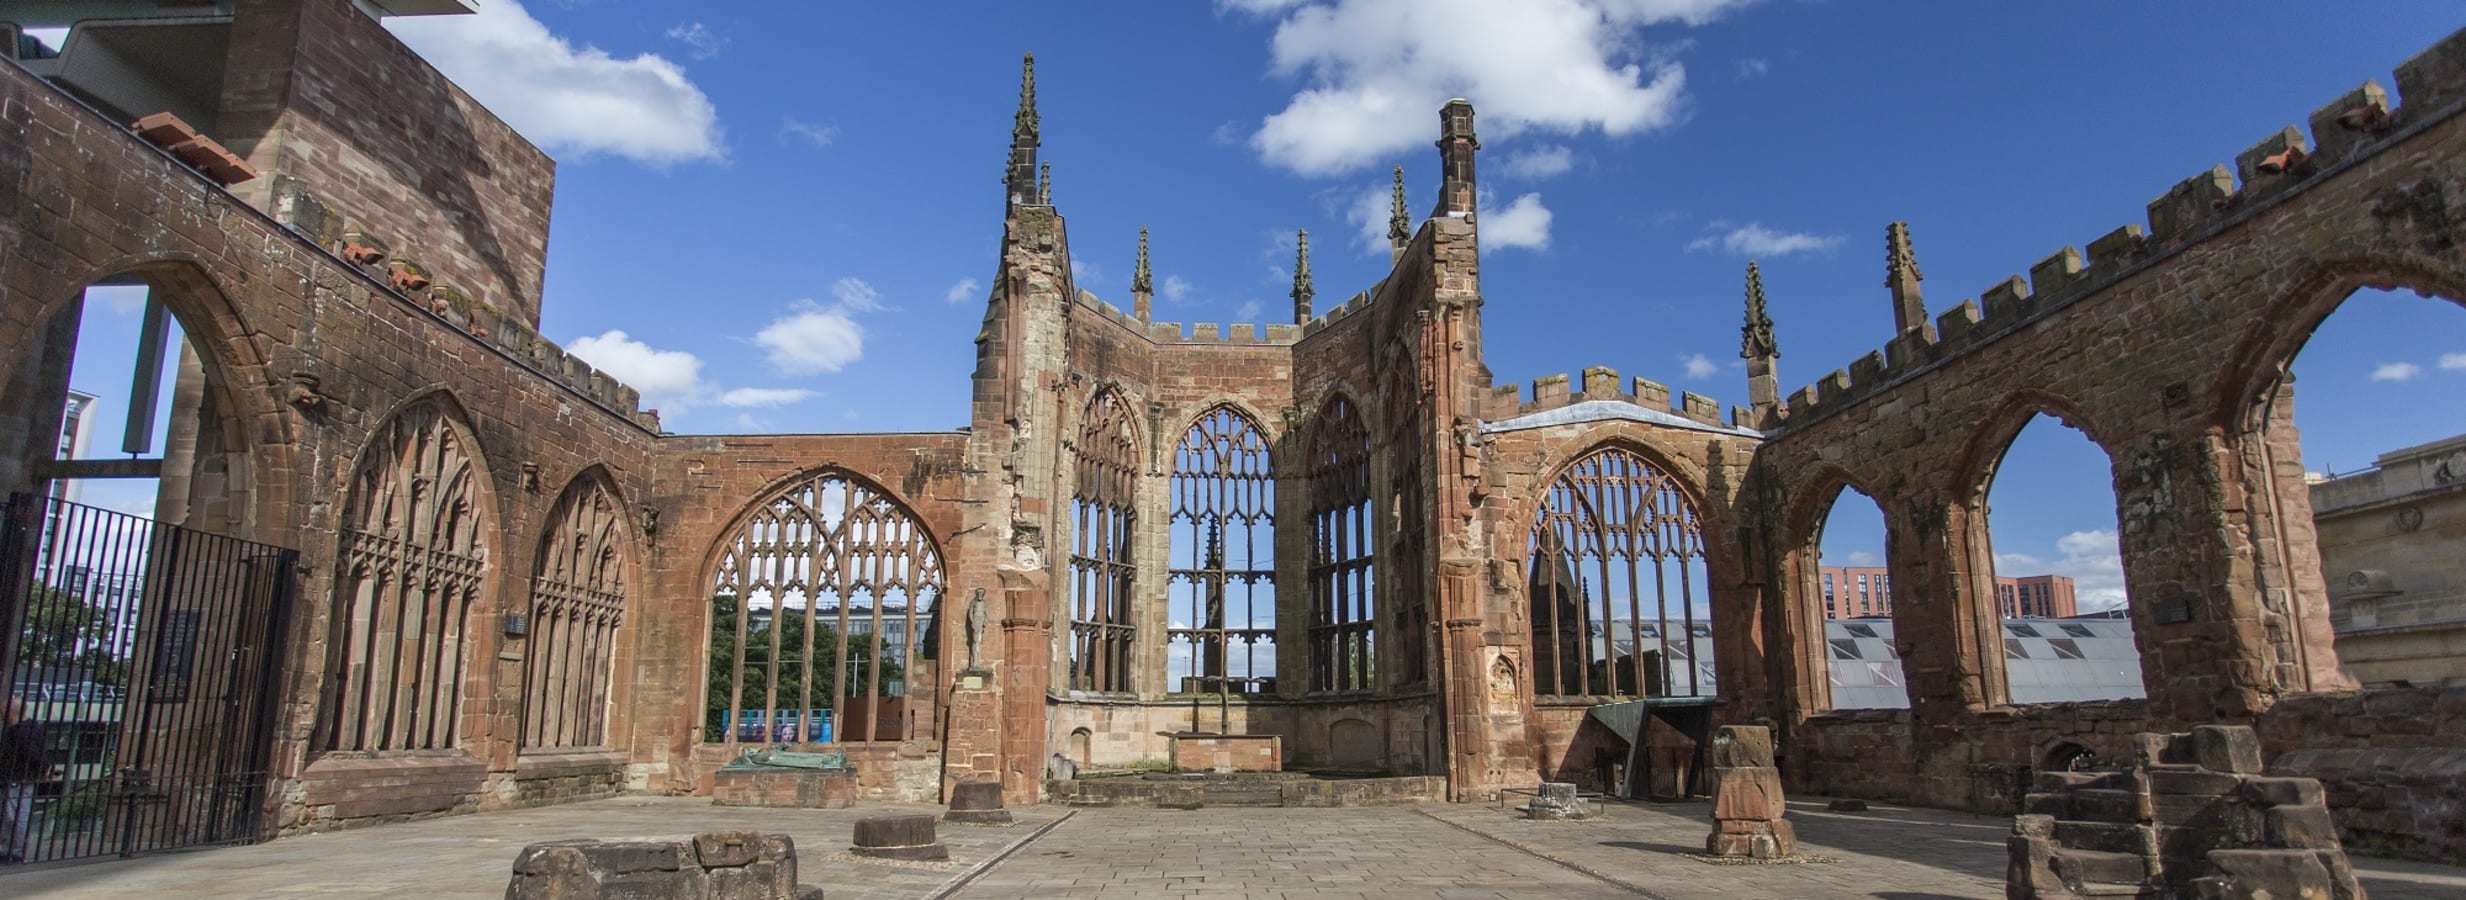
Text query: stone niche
505 830 820 900
1169 733 1283 773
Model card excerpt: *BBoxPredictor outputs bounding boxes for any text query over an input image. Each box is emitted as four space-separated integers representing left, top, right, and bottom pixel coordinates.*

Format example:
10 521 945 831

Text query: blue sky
51 2 2466 609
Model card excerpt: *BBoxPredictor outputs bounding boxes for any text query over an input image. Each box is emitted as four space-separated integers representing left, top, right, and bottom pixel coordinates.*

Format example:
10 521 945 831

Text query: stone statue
965 588 989 671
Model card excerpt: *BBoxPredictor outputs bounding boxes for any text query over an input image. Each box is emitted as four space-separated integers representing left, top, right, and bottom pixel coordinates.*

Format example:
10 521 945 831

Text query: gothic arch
1522 440 1716 700
1953 390 2117 508
1305 392 1377 693
315 392 499 753
1065 387 1141 693
2219 256 2466 432
703 467 947 745
1165 404 1276 693
520 466 636 750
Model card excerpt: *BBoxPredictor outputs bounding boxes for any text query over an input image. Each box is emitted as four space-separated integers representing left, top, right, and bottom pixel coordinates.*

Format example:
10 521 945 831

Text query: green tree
703 595 905 741
16 583 129 687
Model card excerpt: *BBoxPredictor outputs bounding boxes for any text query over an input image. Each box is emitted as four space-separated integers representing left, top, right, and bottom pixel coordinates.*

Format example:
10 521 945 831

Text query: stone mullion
1135 451 1172 698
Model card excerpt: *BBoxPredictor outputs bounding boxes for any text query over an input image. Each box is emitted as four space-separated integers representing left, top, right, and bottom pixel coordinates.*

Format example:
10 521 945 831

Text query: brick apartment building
1818 566 2078 619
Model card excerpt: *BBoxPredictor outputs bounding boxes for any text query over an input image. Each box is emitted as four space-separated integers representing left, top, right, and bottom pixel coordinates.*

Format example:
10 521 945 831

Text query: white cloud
1484 191 1554 251
1997 529 2128 612
87 285 149 315
1236 299 1266 321
830 277 885 312
1735 57 1769 79
1686 221 1842 257
733 413 770 431
1502 144 1575 179
1072 257 1104 287
1343 182 1398 252
387 0 723 166
755 301 865 374
1162 275 1196 303
664 22 728 59
943 278 982 304
717 387 815 408
1679 353 1717 379
781 117 838 148
2370 361 2423 383
2440 353 2466 371
1238 0 1752 175
1842 550 1879 566
568 330 705 412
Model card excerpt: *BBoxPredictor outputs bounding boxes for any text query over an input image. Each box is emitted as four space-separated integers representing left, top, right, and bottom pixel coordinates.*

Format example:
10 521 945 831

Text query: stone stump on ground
505 829 825 899
850 814 950 861
1519 782 1598 820
1705 725 1796 860
945 780 1014 825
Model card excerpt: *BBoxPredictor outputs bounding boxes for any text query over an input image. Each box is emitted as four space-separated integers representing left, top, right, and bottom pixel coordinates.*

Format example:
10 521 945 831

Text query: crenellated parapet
263 175 663 432
1772 30 2464 433
1481 365 1742 431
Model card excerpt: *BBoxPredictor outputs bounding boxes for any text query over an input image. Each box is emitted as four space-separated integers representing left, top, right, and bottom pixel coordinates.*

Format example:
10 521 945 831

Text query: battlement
1483 365 1745 431
1299 289 1379 338
267 177 662 432
1773 29 2466 432
1073 289 1303 344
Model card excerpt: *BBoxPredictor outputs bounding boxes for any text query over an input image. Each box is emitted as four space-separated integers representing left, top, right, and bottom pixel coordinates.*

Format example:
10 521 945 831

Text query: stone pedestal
944 779 1013 825
1168 733 1283 773
712 767 857 809
941 677 1003 802
1519 781 1598 820
1704 725 1796 859
850 814 949 861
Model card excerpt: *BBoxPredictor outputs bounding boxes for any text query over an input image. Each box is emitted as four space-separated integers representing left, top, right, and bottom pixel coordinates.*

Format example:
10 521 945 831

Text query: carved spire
1741 261 1777 359
1038 161 1052 205
1290 229 1315 324
1004 54 1040 207
1886 220 1928 335
1013 53 1039 145
1388 165 1411 244
1742 260 1781 425
1132 227 1154 322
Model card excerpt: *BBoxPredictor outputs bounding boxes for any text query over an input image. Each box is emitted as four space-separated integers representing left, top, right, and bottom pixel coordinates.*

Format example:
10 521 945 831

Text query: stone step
2053 820 2146 855
2075 883 2155 898
2050 847 2150 889
2068 788 2143 823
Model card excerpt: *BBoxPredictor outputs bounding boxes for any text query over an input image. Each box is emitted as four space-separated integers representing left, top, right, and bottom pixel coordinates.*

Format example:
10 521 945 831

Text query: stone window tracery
1307 395 1376 693
521 477 628 750
1384 361 1431 689
319 400 490 753
1167 406 1275 694
707 472 942 745
1528 446 1712 699
1067 389 1140 693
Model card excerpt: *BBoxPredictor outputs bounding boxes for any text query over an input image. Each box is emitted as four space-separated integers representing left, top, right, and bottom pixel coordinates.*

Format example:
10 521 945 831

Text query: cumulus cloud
664 22 728 59
1162 275 1196 303
2441 353 2466 371
1072 257 1104 287
717 387 815 408
755 301 866 374
1502 144 1575 179
1483 191 1554 251
1235 0 1752 175
2370 361 2423 382
388 0 723 166
1236 299 1266 321
1686 221 1842 257
1343 181 1399 252
568 330 705 412
1996 529 2128 612
1735 57 1769 79
1679 353 1718 379
781 117 839 148
943 277 982 304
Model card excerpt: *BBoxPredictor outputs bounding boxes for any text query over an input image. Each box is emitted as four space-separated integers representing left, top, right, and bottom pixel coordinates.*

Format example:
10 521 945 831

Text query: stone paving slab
3 795 2463 899
0 797 1064 899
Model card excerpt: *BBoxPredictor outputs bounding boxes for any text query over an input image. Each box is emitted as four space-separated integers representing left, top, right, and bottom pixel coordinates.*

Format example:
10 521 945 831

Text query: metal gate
0 493 297 864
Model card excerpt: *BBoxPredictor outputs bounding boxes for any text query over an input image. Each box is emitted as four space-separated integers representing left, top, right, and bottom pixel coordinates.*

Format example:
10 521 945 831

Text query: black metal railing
0 493 297 864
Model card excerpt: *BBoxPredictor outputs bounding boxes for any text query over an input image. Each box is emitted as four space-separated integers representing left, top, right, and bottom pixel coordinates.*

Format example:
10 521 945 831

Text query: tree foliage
703 595 905 740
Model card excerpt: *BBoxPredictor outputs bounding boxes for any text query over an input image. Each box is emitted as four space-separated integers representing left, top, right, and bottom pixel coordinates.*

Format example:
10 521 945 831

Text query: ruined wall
218 0 556 326
1746 29 2466 856
0 48 679 834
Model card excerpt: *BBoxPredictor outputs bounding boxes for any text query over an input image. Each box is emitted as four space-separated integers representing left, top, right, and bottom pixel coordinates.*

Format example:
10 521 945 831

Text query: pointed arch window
1067 389 1140 693
1528 446 1711 699
521 477 628 750
1307 395 1375 693
319 401 490 753
706 472 944 745
1167 407 1275 694
1384 361 1432 689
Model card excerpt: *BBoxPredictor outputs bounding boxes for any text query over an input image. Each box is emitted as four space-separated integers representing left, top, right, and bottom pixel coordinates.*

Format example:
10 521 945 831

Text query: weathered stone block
851 814 948 861
2185 725 2264 776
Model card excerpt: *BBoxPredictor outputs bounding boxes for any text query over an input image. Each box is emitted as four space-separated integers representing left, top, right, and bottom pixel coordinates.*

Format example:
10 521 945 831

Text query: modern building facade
1820 565 2079 619
2308 433 2466 688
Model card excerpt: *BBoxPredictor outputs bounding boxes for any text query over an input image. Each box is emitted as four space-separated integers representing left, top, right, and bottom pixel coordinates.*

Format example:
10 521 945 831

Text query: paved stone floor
3 796 2464 898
